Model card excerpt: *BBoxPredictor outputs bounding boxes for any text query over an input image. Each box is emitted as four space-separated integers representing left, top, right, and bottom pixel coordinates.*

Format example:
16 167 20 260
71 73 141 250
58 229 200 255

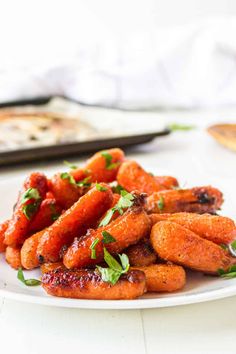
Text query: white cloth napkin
1 15 236 109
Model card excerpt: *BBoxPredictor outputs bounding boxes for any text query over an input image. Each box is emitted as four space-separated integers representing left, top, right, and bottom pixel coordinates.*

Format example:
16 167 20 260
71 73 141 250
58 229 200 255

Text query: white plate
1 177 236 310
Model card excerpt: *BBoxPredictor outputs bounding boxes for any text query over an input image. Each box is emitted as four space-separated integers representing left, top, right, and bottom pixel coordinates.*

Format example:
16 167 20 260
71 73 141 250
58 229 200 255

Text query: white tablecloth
0 107 236 354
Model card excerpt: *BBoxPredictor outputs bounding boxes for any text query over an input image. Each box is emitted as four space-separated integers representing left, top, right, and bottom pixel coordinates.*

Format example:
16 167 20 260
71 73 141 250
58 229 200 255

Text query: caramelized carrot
0 220 9 252
42 268 146 300
63 206 151 269
150 221 235 274
21 230 44 269
117 161 165 195
84 148 125 183
37 183 113 263
146 186 223 214
155 176 179 189
150 212 236 244
41 262 64 274
5 172 48 247
125 240 157 267
28 198 62 234
132 264 186 292
48 173 84 209
5 246 22 269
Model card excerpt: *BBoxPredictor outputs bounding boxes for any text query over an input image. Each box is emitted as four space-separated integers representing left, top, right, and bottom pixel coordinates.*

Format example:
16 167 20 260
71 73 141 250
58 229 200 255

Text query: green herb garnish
60 172 77 185
102 231 116 244
101 152 120 170
63 160 78 169
22 203 39 220
157 195 165 210
99 190 134 227
96 248 130 285
168 123 195 132
90 238 100 259
218 265 236 279
95 183 107 192
76 176 91 188
229 240 236 257
21 188 41 204
110 183 127 195
17 268 41 286
50 204 60 221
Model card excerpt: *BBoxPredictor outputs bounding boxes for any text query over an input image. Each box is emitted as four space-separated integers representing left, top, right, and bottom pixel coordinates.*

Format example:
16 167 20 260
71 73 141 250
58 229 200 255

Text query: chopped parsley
157 195 165 210
90 238 100 259
50 204 60 221
95 183 107 192
21 188 41 204
99 190 134 227
17 268 41 286
102 231 116 244
21 188 41 220
63 160 78 170
218 265 236 279
101 152 120 170
96 248 130 285
168 123 195 132
60 172 77 185
229 240 236 257
61 173 91 188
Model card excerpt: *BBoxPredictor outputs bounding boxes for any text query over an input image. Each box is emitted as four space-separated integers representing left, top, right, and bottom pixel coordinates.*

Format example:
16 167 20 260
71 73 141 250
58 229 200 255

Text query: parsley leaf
96 248 130 285
157 195 165 210
60 172 77 185
110 183 127 195
50 204 60 221
102 231 116 244
229 240 236 257
22 203 39 220
17 268 41 286
90 238 100 259
76 176 91 188
21 188 41 204
101 152 120 170
168 123 195 132
95 183 107 192
218 265 236 279
63 160 78 169
99 191 134 227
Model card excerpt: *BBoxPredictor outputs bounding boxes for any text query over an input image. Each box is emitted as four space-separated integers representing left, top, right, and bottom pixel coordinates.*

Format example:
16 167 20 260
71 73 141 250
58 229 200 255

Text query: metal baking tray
0 96 170 166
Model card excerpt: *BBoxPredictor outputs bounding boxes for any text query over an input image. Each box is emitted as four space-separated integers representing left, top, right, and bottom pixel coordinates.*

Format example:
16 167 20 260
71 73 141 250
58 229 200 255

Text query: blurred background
1 0 236 163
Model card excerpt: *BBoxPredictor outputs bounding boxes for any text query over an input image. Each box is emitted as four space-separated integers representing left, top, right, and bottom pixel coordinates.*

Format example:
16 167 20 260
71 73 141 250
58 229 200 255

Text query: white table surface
0 107 236 354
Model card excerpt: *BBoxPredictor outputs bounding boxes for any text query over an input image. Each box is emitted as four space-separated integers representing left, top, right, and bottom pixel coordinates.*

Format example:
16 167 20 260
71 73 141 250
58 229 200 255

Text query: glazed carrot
37 183 113 263
155 176 179 189
84 148 125 183
146 186 223 214
41 262 65 274
28 198 62 234
132 264 186 292
117 161 166 195
125 240 157 267
150 221 235 274
5 246 22 269
21 230 45 269
42 268 146 300
150 212 236 244
0 220 9 252
149 213 171 225
63 206 151 269
48 173 84 209
5 172 48 247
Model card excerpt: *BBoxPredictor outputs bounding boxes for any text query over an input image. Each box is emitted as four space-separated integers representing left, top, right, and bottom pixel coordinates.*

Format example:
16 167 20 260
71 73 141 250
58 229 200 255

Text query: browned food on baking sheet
42 268 146 300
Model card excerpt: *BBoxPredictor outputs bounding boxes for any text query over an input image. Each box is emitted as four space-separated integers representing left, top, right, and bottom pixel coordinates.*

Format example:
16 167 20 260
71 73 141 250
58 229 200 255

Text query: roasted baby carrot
150 212 236 244
132 264 186 292
125 240 157 267
5 246 22 269
0 220 9 252
63 206 151 269
37 183 113 263
84 148 125 183
151 221 235 274
4 172 48 247
155 176 179 189
41 262 65 274
21 230 45 269
28 198 62 234
42 268 146 300
117 161 165 195
146 186 223 214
